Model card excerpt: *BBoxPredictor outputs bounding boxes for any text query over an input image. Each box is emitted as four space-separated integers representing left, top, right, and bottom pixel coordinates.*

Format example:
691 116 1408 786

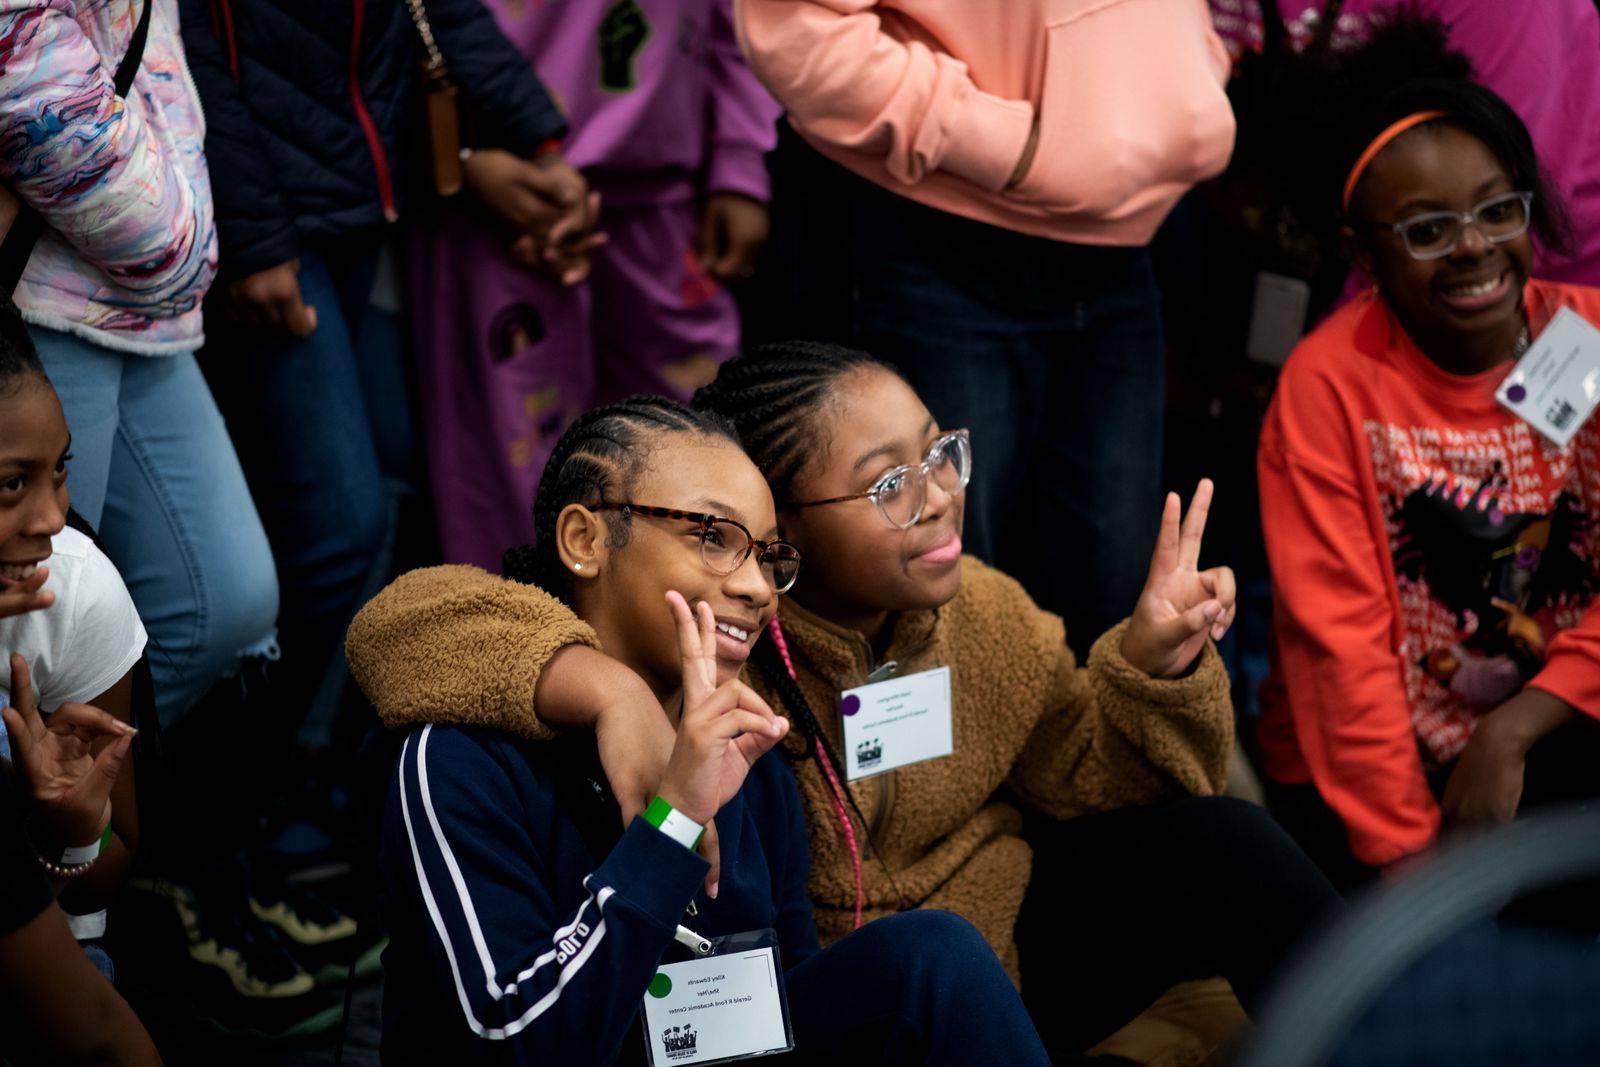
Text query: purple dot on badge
1507 383 1527 404
840 695 861 717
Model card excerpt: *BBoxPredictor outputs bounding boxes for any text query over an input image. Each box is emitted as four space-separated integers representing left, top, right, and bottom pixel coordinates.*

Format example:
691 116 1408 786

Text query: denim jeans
786 911 1057 1065
760 131 1167 652
80 938 115 983
31 330 279 727
204 234 421 746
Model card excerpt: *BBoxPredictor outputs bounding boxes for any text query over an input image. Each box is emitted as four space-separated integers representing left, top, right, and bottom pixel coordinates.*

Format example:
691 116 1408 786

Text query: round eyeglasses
790 429 972 530
593 503 802 593
1361 190 1534 261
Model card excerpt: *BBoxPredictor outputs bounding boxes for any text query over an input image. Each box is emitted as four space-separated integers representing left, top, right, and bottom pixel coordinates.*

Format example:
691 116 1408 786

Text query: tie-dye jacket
0 0 215 355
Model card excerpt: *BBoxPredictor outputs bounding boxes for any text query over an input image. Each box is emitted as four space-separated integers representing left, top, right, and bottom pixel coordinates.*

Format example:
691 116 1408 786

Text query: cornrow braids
0 294 45 400
502 395 739 601
693 341 904 505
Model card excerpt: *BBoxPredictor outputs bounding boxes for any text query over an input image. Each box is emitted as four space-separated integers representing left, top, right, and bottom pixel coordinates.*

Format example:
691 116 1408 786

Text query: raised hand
0 565 53 619
655 592 788 835
2 653 134 854
592 675 725 893
1120 480 1238 678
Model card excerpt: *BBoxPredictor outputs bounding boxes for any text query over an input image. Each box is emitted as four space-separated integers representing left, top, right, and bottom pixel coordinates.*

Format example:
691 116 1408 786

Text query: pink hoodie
735 0 1237 246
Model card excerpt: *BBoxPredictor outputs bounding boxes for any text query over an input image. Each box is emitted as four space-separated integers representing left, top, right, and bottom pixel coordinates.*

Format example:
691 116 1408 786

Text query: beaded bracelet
37 852 96 880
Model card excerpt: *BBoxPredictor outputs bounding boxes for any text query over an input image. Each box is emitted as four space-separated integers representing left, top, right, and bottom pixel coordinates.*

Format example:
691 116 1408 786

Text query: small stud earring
574 564 584 571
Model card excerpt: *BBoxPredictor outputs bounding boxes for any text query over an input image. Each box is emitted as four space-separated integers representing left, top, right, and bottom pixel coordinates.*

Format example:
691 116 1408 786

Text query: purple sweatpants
410 190 739 571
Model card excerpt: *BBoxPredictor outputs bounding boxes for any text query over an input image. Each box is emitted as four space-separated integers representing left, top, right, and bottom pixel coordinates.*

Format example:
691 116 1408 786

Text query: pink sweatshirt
734 0 1237 246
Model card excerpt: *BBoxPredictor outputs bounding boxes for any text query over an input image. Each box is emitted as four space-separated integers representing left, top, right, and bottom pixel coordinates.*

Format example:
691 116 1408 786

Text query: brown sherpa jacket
346 557 1233 981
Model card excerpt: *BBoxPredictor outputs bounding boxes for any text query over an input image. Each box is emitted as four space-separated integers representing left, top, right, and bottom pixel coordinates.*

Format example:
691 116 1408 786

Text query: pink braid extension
768 616 864 930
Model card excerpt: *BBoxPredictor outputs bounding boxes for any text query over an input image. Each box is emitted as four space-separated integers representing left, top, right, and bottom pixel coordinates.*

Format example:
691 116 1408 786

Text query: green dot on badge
647 973 673 998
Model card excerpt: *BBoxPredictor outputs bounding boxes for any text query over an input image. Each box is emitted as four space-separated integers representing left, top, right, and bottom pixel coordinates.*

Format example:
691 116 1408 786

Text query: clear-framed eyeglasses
1363 190 1534 261
790 429 972 530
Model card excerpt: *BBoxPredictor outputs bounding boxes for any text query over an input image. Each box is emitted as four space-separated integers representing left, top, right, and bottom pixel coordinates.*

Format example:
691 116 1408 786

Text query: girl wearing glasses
1256 19 1600 890
349 396 1060 1065
353 351 1342 1061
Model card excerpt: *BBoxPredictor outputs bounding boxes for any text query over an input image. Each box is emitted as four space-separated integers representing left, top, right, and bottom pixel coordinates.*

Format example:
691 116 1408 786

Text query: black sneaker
249 879 385 985
128 879 344 1043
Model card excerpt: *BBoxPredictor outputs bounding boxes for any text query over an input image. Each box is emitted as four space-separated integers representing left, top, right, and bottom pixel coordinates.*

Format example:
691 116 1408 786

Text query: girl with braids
1255 16 1600 888
351 357 1342 1062
347 396 1062 1066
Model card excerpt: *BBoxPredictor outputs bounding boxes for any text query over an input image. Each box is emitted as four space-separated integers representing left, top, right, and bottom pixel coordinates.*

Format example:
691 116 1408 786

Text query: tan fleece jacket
346 557 1233 980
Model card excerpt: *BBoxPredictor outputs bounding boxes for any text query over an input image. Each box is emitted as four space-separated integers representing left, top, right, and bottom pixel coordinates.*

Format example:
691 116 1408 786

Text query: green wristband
643 795 704 850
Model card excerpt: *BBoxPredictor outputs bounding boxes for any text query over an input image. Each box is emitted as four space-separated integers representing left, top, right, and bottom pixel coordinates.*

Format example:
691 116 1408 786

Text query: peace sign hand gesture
1119 480 1238 679
655 592 789 830
2 653 135 854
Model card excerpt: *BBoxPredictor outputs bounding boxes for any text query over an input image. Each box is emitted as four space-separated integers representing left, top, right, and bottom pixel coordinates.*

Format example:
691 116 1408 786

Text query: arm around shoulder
346 566 599 739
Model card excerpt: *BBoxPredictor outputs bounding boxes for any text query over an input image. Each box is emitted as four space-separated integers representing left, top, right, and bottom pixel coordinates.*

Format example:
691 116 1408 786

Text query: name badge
1496 306 1600 447
839 666 953 781
642 930 793 1065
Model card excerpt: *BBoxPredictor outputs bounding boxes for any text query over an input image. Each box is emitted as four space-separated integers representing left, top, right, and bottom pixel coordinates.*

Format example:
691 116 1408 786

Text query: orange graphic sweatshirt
1258 280 1600 866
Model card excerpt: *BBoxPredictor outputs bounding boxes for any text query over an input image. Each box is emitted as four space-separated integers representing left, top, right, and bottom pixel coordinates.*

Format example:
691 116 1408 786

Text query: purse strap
403 0 450 80
0 0 155 295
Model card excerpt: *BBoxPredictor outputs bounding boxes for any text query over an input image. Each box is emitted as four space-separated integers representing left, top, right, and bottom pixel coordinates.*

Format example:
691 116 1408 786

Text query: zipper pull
865 659 899 684
674 924 713 957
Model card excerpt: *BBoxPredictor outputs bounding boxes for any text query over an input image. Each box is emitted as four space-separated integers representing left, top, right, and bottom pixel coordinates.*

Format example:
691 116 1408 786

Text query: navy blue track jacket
379 724 820 1065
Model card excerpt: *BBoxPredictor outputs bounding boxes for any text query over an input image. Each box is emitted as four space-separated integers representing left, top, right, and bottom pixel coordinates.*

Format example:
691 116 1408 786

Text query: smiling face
1347 122 1533 373
0 373 70 585
779 367 965 634
566 436 782 697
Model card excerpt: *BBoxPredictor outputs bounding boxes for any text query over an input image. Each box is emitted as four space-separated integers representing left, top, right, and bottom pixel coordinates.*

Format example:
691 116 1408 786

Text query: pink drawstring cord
768 617 864 929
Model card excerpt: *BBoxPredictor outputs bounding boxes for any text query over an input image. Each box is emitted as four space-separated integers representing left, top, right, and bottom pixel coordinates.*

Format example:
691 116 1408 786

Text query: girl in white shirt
0 298 145 962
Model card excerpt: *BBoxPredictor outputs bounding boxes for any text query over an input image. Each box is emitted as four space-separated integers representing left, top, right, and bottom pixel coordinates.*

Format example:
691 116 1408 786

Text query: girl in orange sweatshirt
1257 22 1600 887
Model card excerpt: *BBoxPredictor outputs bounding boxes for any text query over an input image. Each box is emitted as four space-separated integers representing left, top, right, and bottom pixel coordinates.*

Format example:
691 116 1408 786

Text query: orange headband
1341 110 1448 213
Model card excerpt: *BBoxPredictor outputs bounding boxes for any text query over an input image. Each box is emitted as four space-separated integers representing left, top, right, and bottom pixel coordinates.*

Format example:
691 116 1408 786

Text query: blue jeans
764 132 1165 650
203 234 421 745
80 939 115 983
787 911 1057 1065
31 331 278 727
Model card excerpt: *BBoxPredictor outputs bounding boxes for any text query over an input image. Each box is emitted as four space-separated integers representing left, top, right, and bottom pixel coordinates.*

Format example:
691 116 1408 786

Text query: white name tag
642 936 792 1065
840 666 953 781
1496 306 1600 447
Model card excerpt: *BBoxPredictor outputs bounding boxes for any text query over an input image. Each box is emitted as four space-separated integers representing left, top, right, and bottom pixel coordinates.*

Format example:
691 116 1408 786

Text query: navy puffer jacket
178 0 566 280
